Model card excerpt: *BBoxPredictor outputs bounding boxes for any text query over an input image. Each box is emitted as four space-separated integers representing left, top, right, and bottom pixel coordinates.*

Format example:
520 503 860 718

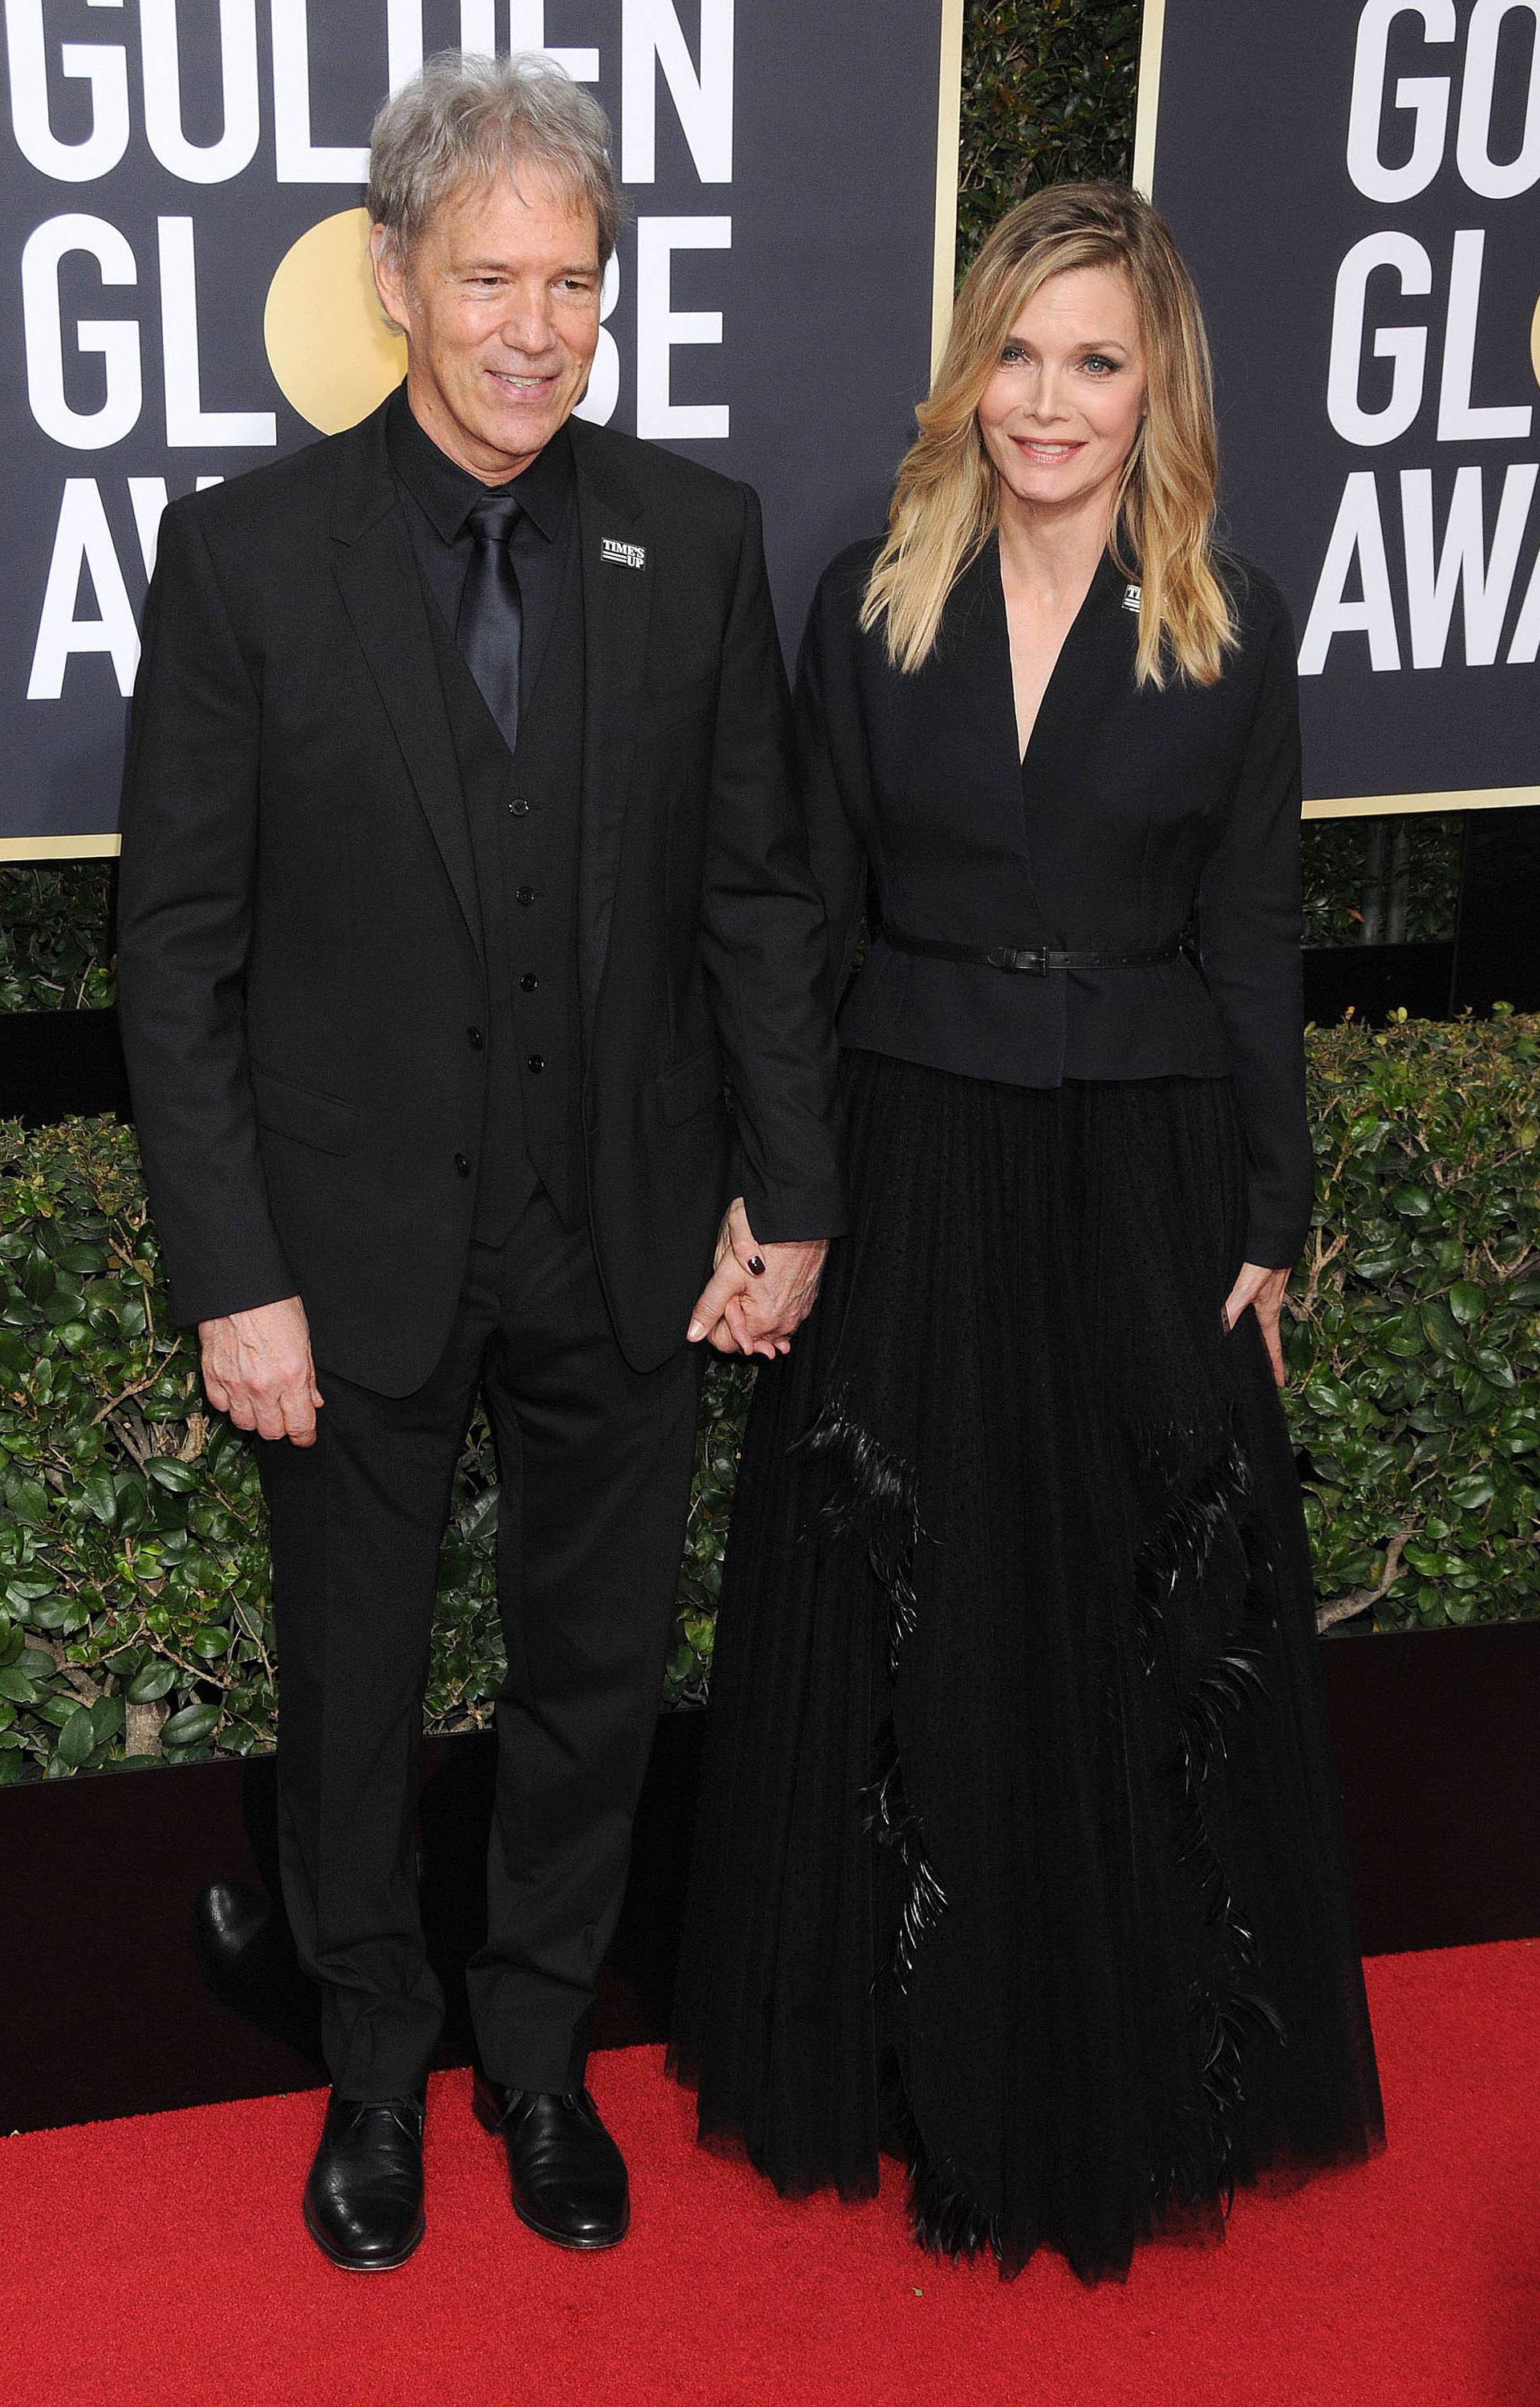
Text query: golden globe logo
263 209 405 436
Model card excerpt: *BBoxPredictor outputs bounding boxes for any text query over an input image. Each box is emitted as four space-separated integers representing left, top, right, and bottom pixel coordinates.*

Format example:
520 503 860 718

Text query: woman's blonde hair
863 182 1237 688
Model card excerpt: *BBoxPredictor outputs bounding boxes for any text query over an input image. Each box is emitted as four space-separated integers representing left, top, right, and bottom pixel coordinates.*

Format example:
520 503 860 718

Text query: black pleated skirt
669 1049 1384 2284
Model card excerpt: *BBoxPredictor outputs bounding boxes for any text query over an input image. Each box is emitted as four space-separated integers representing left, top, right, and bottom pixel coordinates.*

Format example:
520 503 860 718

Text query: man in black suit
116 51 841 2271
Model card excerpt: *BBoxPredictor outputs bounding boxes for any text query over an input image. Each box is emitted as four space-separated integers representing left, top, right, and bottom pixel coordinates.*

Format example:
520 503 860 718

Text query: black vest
426 530 586 1238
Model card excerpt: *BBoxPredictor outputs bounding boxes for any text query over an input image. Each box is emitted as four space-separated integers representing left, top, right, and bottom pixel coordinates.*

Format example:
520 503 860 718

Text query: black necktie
456 491 524 753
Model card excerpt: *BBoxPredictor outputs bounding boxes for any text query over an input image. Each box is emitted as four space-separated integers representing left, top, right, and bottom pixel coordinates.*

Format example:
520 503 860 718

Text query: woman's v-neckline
997 542 1112 773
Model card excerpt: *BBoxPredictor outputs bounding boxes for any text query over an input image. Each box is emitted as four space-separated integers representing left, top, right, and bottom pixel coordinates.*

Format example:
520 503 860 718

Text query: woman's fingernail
747 1255 766 1276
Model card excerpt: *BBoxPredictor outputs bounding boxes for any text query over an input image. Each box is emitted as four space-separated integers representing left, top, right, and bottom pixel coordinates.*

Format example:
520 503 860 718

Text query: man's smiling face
372 168 602 482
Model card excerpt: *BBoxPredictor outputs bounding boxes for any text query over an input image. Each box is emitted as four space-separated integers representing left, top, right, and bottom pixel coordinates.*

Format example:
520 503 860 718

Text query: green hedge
1 867 117 1016
0 1106 744 1777
1285 1011 1538 1629
1 1011 1534 1781
957 0 1139 262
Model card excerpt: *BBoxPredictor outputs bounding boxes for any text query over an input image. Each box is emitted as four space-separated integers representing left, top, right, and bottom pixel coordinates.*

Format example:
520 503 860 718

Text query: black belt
882 926 1184 976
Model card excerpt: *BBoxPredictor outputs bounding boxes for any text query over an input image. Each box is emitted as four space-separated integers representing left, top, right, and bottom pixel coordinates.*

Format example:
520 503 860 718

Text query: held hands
1222 1261 1291 1387
199 1294 323 1446
687 1198 828 1359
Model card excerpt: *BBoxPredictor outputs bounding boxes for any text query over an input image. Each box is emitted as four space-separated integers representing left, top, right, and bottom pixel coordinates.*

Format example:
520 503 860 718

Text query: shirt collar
387 381 575 544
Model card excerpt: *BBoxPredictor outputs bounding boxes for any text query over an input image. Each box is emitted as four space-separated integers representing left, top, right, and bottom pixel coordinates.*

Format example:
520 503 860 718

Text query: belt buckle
988 944 1048 976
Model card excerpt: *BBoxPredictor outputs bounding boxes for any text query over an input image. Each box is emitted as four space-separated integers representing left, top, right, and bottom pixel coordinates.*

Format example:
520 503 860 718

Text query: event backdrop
0 0 963 853
1137 0 1540 818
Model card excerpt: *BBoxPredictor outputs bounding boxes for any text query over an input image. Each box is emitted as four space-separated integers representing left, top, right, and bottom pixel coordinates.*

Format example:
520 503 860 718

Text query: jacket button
454 1152 471 1177
508 798 531 818
520 973 538 993
515 884 536 906
466 1026 484 1050
525 1054 545 1074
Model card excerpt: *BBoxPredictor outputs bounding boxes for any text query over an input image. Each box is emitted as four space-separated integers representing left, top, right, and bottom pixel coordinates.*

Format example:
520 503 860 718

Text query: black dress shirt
387 382 575 708
798 536 1311 1268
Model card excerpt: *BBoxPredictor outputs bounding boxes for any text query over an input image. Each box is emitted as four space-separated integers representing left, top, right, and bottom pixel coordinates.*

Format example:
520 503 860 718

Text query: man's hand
1222 1261 1291 1387
687 1198 828 1359
199 1295 323 1445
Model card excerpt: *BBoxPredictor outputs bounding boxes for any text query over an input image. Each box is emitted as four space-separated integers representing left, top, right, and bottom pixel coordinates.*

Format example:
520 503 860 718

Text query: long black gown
669 541 1384 2285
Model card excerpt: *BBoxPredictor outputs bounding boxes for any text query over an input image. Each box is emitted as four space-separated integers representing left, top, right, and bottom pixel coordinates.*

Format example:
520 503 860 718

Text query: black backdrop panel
0 2 954 846
1145 0 1540 807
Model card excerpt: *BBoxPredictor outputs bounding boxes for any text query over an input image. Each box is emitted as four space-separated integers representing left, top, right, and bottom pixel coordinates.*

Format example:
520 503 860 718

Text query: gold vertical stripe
1132 0 1168 197
931 0 966 376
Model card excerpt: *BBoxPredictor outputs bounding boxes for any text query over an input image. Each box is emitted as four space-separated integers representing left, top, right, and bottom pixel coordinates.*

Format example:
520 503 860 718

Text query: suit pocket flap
658 1046 725 1127
250 1061 363 1156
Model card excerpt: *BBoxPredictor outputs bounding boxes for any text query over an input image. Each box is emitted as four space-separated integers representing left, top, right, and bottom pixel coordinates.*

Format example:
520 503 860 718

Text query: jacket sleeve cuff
740 1170 848 1247
1241 1209 1309 1273
167 1252 300 1329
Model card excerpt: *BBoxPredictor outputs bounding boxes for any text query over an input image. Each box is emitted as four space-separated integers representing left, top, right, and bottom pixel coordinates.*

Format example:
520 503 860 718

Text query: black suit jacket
799 538 1311 1267
116 398 845 1394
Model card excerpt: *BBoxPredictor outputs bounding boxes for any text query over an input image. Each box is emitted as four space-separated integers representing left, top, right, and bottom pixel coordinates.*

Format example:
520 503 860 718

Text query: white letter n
622 0 734 184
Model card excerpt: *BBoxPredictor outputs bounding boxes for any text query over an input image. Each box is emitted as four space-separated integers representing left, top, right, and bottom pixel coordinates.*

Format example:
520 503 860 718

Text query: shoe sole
472 2086 630 2251
511 2198 630 2251
302 2201 426 2272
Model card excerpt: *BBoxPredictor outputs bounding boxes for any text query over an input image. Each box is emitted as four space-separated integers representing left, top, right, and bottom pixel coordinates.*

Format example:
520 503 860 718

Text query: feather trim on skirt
670 1050 1384 2285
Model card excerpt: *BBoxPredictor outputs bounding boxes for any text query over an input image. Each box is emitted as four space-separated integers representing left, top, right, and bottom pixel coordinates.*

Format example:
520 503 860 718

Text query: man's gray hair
369 51 621 266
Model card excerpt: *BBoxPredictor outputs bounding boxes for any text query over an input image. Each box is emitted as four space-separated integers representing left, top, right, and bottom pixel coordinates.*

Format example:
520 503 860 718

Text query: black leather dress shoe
196 1877 275 1963
472 2070 630 2249
302 2092 426 2271
192 1880 323 2068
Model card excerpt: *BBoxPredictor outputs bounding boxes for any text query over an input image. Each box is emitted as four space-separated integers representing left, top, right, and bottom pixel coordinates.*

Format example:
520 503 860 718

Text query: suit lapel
570 421 652 1037
329 400 484 960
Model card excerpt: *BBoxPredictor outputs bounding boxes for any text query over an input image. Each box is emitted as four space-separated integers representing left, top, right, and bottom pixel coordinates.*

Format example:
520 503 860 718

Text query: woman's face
976 264 1147 526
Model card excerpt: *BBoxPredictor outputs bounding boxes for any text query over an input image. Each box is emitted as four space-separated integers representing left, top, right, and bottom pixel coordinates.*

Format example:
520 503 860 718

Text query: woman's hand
1222 1260 1291 1386
687 1199 828 1358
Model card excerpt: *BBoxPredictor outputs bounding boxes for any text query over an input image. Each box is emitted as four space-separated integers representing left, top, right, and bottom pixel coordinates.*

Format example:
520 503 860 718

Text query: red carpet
2 1943 1535 2407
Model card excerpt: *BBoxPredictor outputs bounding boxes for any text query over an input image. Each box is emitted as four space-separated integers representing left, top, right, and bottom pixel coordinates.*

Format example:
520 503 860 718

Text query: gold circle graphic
264 208 405 435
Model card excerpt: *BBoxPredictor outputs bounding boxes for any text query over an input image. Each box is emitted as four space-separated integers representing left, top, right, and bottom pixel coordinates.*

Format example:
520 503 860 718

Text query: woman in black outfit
671 184 1384 2284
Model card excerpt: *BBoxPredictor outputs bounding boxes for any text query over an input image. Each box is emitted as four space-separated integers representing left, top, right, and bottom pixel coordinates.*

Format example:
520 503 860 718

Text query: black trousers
257 1184 703 2099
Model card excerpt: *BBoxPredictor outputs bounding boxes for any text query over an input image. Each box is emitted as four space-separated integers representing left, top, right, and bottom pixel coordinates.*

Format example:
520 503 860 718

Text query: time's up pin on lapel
602 538 647 570
1123 582 1141 612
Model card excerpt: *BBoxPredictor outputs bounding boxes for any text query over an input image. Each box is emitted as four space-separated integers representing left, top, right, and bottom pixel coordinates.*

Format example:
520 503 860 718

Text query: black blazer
798 537 1311 1267
116 399 844 1394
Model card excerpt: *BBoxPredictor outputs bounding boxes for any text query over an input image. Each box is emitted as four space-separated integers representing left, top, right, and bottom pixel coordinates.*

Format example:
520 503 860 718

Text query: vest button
526 1054 545 1074
454 1152 471 1177
508 798 531 818
466 1025 484 1050
520 973 538 993
515 884 536 906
